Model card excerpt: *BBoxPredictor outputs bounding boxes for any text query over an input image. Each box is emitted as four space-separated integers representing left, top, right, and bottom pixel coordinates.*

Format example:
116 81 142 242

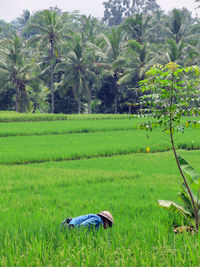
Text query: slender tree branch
169 74 199 230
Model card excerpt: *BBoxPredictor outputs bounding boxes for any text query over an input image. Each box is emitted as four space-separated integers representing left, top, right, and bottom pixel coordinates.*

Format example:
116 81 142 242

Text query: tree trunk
78 99 81 114
49 40 55 114
88 99 91 114
114 81 118 114
113 72 118 114
19 84 30 112
50 65 54 114
15 88 18 112
128 105 131 114
170 118 199 231
88 90 92 114
169 80 199 231
15 81 19 112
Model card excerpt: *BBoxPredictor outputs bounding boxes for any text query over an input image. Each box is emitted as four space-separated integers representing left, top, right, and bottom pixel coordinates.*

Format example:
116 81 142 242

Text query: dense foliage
0 3 200 114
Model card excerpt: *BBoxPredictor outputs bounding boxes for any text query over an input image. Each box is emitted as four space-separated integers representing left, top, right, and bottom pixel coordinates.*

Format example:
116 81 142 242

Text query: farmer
60 211 114 230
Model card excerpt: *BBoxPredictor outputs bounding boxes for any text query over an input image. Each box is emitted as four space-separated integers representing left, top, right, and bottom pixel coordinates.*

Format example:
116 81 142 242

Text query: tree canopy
0 3 200 114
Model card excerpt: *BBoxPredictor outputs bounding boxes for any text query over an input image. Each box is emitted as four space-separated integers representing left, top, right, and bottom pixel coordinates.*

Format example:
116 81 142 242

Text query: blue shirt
69 214 103 229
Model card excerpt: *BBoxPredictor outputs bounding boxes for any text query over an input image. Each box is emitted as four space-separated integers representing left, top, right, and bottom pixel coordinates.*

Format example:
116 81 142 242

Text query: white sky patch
0 0 199 22
157 0 200 16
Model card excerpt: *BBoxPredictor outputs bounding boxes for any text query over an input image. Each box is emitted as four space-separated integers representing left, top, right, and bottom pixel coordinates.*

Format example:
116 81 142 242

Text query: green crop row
0 130 170 165
0 118 143 137
0 111 130 122
1 128 200 165
0 114 199 138
1 151 200 266
0 111 68 122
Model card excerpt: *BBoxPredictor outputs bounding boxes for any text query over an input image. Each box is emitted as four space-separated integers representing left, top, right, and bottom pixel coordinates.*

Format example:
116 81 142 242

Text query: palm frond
118 72 135 85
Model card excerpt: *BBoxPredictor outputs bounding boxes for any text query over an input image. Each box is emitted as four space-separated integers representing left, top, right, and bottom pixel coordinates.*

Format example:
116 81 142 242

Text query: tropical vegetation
0 2 200 114
1 1 200 265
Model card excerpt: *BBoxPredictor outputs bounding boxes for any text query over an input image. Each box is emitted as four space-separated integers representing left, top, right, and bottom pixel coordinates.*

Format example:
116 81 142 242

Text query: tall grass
1 152 200 266
1 116 200 265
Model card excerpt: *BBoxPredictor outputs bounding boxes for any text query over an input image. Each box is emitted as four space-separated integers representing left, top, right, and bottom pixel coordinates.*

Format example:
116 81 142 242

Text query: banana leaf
178 192 195 218
158 200 192 221
177 154 200 184
180 183 200 207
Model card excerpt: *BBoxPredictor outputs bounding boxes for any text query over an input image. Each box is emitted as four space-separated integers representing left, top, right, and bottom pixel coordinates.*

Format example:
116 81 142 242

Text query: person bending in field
60 211 114 230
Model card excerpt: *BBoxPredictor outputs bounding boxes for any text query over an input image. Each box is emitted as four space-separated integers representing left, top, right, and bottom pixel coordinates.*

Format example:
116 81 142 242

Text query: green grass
1 115 200 266
1 151 200 266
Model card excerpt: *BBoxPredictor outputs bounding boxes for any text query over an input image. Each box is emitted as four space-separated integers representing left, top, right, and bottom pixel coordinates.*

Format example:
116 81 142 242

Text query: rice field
0 111 129 122
1 112 200 266
0 118 142 137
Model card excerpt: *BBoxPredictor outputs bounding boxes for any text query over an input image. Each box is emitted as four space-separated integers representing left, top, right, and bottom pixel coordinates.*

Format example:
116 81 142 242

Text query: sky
0 0 199 22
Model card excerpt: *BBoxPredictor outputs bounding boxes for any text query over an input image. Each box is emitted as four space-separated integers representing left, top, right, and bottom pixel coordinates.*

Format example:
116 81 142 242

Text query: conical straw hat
97 211 114 224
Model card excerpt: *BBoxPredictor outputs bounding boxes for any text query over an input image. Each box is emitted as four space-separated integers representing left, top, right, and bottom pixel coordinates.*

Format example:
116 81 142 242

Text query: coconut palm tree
163 8 196 44
80 15 100 43
0 34 37 112
89 27 125 113
103 27 126 113
116 39 154 113
0 20 16 38
148 9 167 44
160 9 199 65
122 13 152 44
118 40 152 86
16 10 31 29
56 32 98 114
80 16 104 113
27 9 63 113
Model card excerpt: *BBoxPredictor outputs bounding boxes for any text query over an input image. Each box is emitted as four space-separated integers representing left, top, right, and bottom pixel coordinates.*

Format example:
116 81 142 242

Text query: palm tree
163 8 196 44
27 10 63 113
103 27 126 113
0 20 16 38
118 40 152 85
122 13 152 44
160 9 199 65
0 34 37 112
90 27 125 113
80 15 100 43
84 47 101 114
15 10 32 39
117 39 155 113
16 10 31 29
80 16 103 113
56 32 98 114
164 38 186 64
148 9 167 44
